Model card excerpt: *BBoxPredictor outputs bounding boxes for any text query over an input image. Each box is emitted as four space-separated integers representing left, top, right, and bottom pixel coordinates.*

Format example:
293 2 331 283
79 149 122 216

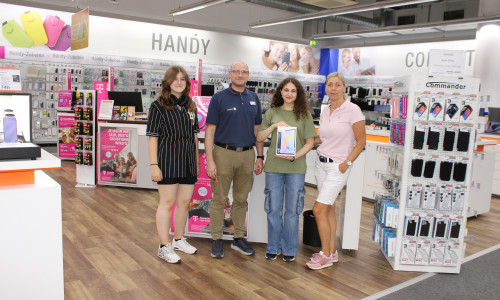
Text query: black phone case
423 161 436 178
419 220 431 237
453 162 467 182
411 159 424 177
406 219 417 236
427 128 440 150
443 129 456 151
440 161 453 181
435 221 447 238
456 130 470 152
449 222 460 239
413 128 425 149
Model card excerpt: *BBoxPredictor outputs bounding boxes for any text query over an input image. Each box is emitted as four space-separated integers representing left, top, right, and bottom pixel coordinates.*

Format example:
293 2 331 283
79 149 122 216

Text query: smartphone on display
415 102 427 117
281 51 290 67
430 103 442 117
461 105 473 120
446 103 459 119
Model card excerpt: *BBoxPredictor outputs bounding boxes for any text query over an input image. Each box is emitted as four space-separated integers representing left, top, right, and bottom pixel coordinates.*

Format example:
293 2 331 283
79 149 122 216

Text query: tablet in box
276 126 297 156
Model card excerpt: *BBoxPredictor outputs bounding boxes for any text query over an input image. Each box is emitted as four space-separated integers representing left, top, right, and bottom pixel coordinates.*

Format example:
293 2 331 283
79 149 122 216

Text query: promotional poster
99 127 138 184
57 114 75 158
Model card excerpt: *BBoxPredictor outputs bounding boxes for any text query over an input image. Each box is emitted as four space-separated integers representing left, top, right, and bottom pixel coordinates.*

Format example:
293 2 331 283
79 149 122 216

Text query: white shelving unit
375 75 480 273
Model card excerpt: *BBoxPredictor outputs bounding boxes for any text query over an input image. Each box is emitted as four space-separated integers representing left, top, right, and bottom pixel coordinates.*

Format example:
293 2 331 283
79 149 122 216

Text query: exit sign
309 40 317 47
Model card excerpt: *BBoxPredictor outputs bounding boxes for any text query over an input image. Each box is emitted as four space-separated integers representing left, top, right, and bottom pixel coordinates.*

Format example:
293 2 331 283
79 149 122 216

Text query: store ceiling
4 0 500 48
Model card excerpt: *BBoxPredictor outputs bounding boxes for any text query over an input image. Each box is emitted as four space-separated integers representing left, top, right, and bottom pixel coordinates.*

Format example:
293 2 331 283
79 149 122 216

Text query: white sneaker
172 237 197 254
158 244 181 263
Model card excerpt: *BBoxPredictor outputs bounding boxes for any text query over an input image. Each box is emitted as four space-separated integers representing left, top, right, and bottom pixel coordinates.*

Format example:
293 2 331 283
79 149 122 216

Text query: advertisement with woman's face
261 41 320 74
338 47 377 76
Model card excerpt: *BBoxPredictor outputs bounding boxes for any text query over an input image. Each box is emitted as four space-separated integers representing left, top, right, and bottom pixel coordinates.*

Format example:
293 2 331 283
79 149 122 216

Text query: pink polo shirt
317 100 365 162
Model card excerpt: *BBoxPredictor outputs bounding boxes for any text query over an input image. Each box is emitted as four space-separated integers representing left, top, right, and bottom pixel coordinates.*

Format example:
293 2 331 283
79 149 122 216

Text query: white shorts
315 155 351 205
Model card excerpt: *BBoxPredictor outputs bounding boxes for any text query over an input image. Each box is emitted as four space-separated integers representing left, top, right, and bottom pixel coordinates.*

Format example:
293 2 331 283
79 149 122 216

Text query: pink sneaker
331 250 339 263
306 251 334 270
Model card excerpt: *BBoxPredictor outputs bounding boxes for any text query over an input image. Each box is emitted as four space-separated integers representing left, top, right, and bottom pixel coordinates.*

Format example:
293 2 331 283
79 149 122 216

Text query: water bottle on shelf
3 109 18 143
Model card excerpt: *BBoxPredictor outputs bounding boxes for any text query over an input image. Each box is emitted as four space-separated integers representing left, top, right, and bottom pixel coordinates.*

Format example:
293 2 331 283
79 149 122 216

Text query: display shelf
374 75 480 273
0 148 61 172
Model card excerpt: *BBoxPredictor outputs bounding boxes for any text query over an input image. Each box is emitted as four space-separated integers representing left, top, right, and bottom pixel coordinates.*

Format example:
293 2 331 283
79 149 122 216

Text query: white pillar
473 0 500 108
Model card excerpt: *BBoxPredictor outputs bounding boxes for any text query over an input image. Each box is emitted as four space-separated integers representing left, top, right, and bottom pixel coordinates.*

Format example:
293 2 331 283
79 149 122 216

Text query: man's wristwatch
345 160 352 166
257 156 264 160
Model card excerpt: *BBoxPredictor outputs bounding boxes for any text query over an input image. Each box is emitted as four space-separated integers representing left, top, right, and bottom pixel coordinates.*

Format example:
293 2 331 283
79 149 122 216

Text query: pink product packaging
49 25 71 51
43 15 65 47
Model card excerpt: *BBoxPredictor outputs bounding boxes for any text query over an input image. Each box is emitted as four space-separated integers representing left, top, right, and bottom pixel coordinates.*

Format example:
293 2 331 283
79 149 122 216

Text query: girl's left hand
275 155 295 161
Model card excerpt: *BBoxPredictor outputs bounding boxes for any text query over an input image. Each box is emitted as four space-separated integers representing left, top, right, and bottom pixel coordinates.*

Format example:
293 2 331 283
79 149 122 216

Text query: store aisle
45 161 500 299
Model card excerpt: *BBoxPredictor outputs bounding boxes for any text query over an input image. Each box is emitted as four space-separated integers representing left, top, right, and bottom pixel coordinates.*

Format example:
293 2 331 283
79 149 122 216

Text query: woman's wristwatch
345 160 352 166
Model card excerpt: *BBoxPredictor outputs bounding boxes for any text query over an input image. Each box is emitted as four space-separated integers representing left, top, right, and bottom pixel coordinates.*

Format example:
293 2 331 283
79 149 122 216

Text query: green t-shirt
259 107 317 174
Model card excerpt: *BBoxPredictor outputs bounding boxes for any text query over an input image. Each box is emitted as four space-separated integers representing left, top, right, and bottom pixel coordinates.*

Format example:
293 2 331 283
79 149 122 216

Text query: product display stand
74 90 97 186
373 75 479 273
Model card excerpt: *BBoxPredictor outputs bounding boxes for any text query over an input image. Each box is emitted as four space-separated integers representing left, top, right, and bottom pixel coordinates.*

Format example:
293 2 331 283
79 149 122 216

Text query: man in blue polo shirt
205 60 264 258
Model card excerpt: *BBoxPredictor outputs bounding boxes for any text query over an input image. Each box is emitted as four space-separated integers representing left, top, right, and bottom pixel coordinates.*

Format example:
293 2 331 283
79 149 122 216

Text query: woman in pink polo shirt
306 72 366 270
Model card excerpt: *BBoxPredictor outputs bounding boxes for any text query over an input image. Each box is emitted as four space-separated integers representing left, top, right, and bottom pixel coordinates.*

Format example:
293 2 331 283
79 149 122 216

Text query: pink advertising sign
57 114 75 158
187 153 212 233
58 90 73 109
192 96 211 133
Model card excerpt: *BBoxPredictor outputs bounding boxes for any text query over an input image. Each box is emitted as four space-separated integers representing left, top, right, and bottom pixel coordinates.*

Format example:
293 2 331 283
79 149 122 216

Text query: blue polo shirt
206 86 262 147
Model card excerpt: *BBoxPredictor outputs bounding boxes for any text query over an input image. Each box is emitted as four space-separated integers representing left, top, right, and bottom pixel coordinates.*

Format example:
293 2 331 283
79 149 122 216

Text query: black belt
215 142 253 152
318 155 335 163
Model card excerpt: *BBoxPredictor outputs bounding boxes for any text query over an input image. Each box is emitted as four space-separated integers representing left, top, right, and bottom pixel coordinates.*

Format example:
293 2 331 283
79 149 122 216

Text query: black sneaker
283 255 295 262
265 253 278 260
231 238 255 255
211 239 224 258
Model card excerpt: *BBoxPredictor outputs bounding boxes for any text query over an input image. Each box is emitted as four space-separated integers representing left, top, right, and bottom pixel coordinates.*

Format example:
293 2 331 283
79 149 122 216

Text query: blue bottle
3 109 18 143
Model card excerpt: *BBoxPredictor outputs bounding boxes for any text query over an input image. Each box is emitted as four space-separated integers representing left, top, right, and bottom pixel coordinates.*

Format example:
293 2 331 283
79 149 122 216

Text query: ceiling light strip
312 15 500 39
170 0 230 16
249 0 438 28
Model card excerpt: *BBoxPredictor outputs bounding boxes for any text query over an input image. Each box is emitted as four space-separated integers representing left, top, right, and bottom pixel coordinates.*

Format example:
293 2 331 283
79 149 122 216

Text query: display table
0 149 63 299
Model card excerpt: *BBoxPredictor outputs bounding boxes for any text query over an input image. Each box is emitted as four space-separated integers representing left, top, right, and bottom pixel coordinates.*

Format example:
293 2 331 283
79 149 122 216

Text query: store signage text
152 33 210 55
406 50 475 68
425 82 466 89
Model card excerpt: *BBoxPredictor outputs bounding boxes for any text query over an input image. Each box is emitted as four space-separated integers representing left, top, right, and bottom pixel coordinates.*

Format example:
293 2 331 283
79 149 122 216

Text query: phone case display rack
74 90 96 186
344 76 394 111
373 75 479 273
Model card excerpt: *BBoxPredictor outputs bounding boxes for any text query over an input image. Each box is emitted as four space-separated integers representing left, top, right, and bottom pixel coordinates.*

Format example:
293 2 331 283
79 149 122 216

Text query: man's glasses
230 70 249 75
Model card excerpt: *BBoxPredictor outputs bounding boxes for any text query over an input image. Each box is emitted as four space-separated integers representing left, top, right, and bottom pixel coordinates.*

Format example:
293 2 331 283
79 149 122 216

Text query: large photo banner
99 127 138 184
338 47 377 76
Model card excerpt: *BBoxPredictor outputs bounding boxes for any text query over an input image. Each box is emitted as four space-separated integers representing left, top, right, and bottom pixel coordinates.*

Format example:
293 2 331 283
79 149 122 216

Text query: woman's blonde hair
326 72 346 86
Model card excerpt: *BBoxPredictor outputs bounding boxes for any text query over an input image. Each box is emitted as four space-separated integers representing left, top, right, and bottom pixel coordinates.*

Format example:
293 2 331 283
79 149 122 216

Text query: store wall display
373 75 479 273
